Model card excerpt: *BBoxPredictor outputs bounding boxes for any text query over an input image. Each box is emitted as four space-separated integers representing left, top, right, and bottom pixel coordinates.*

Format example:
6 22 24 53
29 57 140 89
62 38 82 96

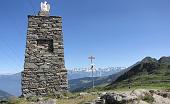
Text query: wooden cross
88 56 95 64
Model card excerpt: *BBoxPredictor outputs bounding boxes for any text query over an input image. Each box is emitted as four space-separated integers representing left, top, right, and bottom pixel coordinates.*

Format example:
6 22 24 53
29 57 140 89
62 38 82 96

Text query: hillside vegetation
107 56 170 90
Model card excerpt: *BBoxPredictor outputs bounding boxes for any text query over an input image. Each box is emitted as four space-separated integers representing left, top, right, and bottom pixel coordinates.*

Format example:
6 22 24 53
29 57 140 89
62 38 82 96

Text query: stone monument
22 1 68 97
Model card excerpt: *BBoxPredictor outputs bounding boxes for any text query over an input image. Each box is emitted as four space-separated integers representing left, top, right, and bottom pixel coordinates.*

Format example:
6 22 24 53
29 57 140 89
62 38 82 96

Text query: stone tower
22 1 68 97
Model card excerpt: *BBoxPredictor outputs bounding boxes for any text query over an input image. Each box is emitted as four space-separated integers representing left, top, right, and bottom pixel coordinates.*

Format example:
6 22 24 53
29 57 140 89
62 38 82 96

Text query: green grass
3 97 29 104
1 92 98 104
109 84 169 92
142 94 154 103
57 93 98 104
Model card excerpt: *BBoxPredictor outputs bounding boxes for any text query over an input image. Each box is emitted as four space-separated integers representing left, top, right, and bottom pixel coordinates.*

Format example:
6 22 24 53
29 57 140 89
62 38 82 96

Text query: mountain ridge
0 89 13 100
109 56 170 89
0 69 121 95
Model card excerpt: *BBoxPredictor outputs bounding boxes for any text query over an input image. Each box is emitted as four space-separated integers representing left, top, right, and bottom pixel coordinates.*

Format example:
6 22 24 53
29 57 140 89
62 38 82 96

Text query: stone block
24 63 38 69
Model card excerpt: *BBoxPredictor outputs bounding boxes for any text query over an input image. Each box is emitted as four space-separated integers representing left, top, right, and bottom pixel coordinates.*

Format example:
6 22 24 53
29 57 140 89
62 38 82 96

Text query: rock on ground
153 94 170 104
99 89 170 104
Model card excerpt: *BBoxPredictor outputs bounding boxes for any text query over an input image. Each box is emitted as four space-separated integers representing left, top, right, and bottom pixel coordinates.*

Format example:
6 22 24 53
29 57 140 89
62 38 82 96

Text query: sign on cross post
88 56 95 90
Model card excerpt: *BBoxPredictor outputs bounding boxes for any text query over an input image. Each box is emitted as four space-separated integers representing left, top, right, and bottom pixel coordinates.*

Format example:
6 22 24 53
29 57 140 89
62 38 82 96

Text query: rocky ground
1 89 170 104
90 89 170 104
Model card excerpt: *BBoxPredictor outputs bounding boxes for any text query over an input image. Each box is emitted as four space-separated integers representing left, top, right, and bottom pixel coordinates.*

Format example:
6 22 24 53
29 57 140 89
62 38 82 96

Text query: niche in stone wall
37 39 53 53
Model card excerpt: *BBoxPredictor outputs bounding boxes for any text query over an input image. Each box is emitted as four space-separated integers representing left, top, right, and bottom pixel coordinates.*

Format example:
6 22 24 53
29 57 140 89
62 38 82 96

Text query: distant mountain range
69 62 140 92
0 56 170 97
70 56 170 92
69 76 111 92
0 67 121 96
108 56 170 89
0 73 21 96
0 90 13 100
68 67 124 79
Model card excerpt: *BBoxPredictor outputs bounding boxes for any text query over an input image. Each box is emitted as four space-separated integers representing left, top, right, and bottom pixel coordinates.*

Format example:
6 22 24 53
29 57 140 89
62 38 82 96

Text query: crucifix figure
88 56 95 89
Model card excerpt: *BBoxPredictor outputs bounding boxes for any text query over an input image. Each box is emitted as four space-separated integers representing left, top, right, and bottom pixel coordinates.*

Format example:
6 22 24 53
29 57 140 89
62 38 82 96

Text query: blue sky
0 0 170 74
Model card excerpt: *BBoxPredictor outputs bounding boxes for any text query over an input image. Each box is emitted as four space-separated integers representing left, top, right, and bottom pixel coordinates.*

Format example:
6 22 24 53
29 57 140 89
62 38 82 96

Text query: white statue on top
41 1 50 12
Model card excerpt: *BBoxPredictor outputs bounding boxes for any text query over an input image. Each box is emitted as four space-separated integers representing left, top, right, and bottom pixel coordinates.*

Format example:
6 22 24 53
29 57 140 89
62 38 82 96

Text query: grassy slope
58 94 98 104
107 57 170 90
2 93 98 104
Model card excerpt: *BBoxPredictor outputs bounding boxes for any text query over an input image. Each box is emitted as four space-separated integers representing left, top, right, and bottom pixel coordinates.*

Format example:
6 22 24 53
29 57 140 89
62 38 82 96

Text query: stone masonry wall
22 15 68 97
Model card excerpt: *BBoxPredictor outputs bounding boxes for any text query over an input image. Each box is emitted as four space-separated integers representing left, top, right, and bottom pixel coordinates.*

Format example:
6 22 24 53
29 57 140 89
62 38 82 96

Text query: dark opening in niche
37 39 53 53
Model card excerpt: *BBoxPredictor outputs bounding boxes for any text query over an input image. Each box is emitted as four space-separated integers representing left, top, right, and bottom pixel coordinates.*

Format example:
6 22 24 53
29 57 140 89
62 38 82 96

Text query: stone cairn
21 5 68 97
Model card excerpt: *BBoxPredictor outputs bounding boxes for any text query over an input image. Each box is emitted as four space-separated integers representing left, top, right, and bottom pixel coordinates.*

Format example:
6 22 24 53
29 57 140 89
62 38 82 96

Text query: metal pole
92 64 94 89
88 56 95 90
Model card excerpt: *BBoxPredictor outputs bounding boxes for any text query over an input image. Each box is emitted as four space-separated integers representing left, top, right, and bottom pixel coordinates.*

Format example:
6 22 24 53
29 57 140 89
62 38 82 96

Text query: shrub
142 94 154 103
